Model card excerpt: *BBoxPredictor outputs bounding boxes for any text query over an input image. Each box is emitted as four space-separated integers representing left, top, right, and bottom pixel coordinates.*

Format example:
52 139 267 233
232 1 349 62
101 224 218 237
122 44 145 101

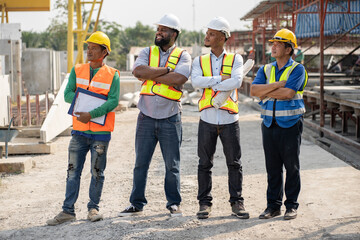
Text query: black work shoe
118 204 143 217
231 202 250 219
284 208 297 220
259 208 281 219
197 205 211 219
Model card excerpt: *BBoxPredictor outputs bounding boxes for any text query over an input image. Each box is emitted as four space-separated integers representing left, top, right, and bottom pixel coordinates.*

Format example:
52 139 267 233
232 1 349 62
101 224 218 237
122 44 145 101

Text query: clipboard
68 88 108 126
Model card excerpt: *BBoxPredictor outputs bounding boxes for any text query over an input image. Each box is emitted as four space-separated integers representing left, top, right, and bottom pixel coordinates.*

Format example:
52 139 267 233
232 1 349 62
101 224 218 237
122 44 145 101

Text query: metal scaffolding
67 0 103 72
0 0 50 23
241 0 360 148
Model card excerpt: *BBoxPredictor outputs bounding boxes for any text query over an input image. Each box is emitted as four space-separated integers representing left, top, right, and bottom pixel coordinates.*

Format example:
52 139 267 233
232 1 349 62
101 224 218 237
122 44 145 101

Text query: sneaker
196 205 211 219
87 208 103 222
284 208 297 220
169 205 182 217
118 204 143 217
46 211 76 226
259 207 281 219
231 202 250 219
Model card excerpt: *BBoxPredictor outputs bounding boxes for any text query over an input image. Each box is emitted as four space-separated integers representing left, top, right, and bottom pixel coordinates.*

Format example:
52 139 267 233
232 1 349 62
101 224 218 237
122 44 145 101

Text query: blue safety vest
260 61 308 128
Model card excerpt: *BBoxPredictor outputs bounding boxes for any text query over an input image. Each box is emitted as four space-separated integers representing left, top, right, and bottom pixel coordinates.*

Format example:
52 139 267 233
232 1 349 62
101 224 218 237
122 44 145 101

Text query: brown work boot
231 202 249 219
197 205 211 219
46 211 76 226
87 208 103 222
284 208 297 220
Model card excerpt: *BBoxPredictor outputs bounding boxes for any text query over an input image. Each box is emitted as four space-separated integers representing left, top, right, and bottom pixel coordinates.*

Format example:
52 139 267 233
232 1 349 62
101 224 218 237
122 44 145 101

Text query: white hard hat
207 16 231 38
155 13 181 32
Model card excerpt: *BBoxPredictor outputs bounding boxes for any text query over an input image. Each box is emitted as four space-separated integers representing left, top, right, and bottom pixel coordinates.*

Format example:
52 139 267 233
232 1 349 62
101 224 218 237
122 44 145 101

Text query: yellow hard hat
269 29 298 49
84 31 111 53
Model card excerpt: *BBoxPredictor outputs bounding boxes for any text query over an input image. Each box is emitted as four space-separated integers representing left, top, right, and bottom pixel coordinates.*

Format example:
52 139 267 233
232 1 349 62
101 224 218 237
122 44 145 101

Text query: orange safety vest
73 63 119 132
140 45 184 101
198 53 239 114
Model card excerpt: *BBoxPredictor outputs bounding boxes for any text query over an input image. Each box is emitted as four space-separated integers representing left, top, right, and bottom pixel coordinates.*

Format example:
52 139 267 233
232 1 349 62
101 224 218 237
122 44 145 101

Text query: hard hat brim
84 40 111 53
206 27 230 38
154 23 181 33
269 39 298 49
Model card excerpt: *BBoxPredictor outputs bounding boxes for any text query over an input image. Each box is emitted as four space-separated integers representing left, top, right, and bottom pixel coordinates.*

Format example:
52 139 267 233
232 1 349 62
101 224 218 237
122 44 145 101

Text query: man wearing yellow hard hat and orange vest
251 29 307 220
118 14 191 217
47 31 120 225
191 17 249 220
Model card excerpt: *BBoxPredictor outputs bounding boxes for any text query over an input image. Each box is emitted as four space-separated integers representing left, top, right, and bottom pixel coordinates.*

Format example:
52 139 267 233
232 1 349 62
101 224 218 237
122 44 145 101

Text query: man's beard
155 35 171 47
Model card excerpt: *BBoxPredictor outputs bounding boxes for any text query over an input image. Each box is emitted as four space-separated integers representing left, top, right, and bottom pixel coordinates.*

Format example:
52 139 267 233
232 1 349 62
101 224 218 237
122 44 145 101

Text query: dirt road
0 102 359 240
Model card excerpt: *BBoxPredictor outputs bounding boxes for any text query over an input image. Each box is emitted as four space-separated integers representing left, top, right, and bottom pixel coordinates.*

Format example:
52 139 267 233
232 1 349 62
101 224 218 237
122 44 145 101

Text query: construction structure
0 0 50 23
67 0 103 72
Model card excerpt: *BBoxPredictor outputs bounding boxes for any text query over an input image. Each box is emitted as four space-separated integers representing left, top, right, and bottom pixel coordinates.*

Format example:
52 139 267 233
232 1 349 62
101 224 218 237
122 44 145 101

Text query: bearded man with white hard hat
191 16 249 220
119 13 191 217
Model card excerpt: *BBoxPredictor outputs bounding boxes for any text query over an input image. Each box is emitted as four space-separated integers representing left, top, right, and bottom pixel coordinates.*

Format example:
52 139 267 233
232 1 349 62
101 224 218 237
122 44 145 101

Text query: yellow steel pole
1 3 5 23
4 2 7 23
75 0 96 64
75 0 83 64
67 0 74 73
82 0 96 38
93 0 103 31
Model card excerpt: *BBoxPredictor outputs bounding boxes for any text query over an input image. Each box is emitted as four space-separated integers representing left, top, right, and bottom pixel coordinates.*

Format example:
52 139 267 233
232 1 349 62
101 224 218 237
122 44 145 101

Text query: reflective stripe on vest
76 77 89 87
140 46 184 101
260 62 308 120
198 53 239 114
73 63 119 132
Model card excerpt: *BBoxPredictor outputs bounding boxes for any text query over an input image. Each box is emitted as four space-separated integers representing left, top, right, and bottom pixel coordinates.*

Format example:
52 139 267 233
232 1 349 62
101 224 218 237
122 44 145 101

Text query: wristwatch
167 66 172 73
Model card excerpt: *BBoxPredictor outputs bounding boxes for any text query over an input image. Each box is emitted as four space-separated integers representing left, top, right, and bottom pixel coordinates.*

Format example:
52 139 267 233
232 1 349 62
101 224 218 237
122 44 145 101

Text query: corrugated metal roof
295 0 360 38
240 0 292 20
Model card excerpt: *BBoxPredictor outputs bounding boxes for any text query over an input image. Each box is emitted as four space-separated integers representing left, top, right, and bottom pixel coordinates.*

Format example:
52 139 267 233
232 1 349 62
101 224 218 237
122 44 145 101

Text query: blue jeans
62 134 109 215
130 112 182 210
197 119 243 206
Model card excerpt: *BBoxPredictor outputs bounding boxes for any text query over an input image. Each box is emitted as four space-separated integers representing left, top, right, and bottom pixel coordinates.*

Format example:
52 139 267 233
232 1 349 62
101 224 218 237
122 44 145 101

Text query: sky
9 0 262 32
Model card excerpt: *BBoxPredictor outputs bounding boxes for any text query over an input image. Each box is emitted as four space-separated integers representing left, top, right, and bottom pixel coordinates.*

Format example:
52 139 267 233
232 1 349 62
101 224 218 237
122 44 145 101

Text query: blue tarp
295 0 360 38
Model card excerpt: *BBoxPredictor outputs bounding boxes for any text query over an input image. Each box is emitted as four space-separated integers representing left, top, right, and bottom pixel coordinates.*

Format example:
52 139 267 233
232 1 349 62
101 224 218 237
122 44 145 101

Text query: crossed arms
250 81 296 100
133 65 188 88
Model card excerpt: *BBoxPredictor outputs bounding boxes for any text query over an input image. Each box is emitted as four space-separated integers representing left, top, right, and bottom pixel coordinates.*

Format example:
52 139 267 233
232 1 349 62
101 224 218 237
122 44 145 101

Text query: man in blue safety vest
250 29 307 220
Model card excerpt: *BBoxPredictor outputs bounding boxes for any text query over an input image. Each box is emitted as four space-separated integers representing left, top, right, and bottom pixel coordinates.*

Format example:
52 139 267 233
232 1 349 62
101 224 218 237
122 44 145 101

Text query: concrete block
17 127 40 138
0 23 21 40
0 75 10 126
59 127 72 136
40 75 72 143
119 79 142 100
0 156 33 173
6 142 54 155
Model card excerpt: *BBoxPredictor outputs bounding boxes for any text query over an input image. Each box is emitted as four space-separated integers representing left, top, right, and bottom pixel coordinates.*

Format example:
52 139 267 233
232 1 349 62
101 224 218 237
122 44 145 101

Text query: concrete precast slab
0 156 34 173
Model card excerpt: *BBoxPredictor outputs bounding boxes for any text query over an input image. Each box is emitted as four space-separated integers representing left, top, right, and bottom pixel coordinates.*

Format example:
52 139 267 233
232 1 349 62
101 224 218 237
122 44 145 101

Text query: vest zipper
273 99 277 124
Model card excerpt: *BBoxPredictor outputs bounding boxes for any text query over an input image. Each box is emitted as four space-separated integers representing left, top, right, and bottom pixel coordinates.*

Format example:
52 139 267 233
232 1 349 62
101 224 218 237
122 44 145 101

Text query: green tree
178 29 205 46
46 19 68 51
116 22 155 70
22 31 49 48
